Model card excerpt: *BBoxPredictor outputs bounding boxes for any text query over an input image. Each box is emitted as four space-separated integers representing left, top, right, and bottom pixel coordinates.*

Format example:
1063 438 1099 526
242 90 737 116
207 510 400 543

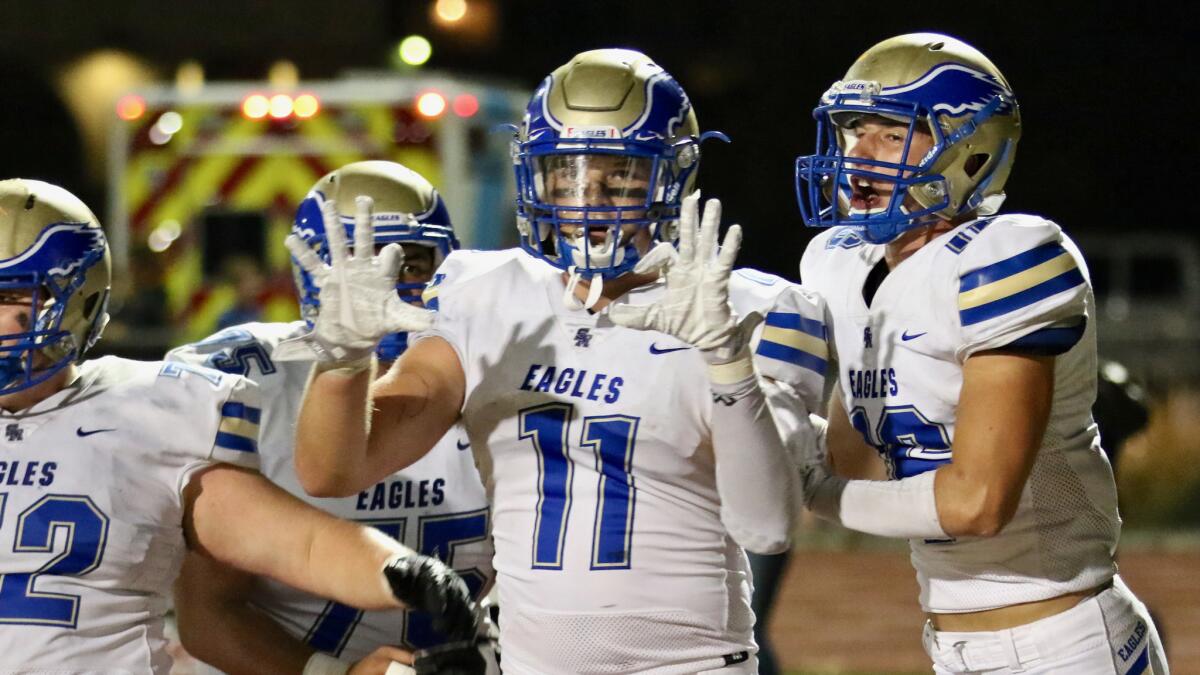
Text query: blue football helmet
0 179 110 393
795 33 1021 244
511 48 727 279
290 161 458 361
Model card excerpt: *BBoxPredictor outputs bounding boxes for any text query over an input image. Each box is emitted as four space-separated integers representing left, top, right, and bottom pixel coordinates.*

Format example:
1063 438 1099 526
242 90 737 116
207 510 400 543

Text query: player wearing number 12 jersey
0 179 477 673
289 50 827 674
794 34 1167 673
169 162 495 674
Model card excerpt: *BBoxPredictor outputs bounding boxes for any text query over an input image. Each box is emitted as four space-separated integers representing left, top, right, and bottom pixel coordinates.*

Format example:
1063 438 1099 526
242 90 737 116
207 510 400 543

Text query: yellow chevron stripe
959 253 1077 310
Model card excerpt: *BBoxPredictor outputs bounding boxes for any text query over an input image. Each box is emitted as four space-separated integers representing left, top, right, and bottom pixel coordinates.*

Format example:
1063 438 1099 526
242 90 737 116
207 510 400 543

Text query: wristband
707 347 755 385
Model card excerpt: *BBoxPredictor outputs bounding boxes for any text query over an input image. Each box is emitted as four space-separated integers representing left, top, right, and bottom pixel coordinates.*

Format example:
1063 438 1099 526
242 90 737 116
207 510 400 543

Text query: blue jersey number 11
520 403 639 571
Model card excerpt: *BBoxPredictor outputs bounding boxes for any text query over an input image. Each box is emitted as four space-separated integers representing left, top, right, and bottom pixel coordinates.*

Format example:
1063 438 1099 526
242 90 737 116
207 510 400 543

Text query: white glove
609 193 744 362
275 196 434 364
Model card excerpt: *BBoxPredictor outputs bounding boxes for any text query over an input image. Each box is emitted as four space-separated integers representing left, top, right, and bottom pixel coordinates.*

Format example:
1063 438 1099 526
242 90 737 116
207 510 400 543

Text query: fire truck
105 74 526 355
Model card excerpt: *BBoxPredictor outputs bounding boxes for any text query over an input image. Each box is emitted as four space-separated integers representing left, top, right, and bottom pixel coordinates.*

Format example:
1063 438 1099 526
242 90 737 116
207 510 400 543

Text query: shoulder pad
955 215 1089 357
166 321 305 377
956 215 1083 327
750 285 830 413
421 249 525 310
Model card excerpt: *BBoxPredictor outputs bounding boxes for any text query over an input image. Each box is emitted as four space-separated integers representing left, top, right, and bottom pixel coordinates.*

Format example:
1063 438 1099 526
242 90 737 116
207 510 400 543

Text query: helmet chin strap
563 266 604 311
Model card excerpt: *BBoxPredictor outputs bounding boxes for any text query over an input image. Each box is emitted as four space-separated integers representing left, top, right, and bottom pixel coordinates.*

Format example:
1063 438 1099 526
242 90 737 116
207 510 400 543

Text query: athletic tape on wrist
314 354 374 376
303 652 351 675
707 351 755 385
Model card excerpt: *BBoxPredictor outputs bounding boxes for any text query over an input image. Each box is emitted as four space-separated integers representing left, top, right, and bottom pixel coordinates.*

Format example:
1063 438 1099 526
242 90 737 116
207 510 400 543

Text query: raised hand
609 193 744 360
275 196 434 364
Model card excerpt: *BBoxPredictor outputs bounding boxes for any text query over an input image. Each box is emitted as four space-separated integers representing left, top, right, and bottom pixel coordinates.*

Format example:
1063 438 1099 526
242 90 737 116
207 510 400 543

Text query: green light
398 35 432 66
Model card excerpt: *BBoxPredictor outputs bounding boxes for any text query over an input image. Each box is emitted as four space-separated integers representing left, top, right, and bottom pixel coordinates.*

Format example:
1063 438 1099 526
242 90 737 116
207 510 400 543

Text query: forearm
364 360 459 474
188 467 408 612
805 468 948 540
709 357 798 554
294 519 410 611
177 594 314 674
294 361 376 497
174 553 315 675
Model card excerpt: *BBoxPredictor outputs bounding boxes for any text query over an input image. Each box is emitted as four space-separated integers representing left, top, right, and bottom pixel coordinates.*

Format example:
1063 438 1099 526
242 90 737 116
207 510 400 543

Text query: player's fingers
607 303 653 331
632 241 678 276
676 192 699 264
285 234 326 278
716 223 742 274
322 199 350 263
387 302 434 333
378 242 405 279
698 197 722 261
353 195 376 261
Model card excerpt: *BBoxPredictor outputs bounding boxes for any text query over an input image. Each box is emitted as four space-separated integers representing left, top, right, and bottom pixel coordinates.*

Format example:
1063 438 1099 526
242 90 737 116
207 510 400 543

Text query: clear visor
533 154 657 209
831 111 923 157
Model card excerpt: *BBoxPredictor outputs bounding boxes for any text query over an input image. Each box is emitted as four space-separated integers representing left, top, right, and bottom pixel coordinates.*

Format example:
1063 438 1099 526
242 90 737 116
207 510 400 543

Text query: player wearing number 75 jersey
285 49 828 674
793 34 1167 673
168 162 496 675
0 179 477 674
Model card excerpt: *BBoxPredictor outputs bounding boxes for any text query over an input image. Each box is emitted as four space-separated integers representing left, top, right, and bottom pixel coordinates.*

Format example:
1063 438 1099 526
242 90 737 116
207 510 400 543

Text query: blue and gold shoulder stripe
215 400 260 454
755 312 828 376
958 243 1085 326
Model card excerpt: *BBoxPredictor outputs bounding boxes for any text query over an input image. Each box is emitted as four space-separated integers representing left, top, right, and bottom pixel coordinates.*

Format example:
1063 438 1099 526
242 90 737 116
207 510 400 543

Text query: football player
168 161 495 675
793 34 1168 673
0 179 476 673
284 49 827 673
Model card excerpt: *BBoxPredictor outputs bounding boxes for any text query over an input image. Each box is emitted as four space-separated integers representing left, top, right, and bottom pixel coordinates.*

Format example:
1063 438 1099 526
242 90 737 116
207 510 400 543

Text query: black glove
414 640 488 675
383 555 479 642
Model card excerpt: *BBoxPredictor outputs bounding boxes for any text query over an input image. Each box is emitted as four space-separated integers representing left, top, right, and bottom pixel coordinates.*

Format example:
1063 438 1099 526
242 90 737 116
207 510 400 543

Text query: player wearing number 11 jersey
289 50 827 674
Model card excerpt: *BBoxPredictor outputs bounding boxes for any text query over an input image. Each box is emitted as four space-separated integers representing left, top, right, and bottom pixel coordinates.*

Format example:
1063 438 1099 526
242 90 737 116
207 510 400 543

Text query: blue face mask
795 65 1016 244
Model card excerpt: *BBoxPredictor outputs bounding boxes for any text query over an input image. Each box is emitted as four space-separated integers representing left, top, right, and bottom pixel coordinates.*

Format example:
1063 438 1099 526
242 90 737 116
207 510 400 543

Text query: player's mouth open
850 178 888 211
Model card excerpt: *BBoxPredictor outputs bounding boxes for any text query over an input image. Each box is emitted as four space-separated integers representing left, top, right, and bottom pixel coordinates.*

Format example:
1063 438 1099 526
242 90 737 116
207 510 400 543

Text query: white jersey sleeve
155 358 262 478
415 249 527 392
953 215 1089 360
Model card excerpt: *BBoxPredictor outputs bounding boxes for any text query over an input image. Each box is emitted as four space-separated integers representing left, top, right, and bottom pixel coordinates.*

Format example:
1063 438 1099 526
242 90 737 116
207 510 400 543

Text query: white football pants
922 576 1167 674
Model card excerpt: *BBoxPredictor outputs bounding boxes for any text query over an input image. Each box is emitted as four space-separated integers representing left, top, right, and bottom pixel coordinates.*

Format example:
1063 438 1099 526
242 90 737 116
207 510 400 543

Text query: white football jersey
168 321 494 663
0 357 260 674
801 215 1120 613
417 249 827 674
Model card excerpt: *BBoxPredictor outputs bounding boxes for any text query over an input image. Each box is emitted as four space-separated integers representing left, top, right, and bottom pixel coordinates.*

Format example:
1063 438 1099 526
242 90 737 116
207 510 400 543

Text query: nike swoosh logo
901 331 927 341
76 427 116 437
649 344 691 355
455 439 471 450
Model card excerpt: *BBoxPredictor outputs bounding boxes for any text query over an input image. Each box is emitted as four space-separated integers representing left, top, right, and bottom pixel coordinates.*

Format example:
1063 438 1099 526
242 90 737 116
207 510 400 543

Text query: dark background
1 0 1193 280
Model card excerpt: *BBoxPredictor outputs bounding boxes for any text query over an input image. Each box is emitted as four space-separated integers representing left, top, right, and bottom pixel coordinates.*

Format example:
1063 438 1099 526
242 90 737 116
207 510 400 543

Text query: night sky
1 0 1192 281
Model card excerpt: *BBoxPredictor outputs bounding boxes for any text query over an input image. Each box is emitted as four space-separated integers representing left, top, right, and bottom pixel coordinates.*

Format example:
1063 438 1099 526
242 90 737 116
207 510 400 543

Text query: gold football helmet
796 33 1021 243
0 178 111 391
512 48 726 279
